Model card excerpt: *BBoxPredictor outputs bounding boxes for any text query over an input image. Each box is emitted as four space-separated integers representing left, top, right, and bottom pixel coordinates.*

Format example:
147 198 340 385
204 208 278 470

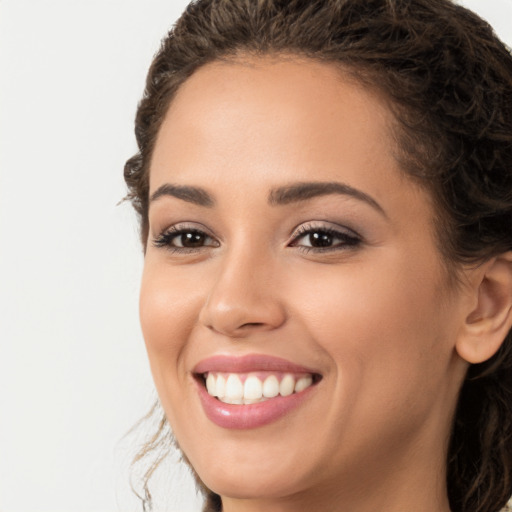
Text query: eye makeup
288 222 362 253
151 220 362 256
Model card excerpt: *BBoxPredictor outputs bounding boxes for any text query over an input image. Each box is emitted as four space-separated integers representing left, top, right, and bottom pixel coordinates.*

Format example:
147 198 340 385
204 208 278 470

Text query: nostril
200 294 287 336
206 321 269 338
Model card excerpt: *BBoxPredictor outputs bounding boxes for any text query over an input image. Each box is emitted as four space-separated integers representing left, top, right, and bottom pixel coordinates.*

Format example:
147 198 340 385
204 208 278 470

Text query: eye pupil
310 232 333 247
181 232 205 247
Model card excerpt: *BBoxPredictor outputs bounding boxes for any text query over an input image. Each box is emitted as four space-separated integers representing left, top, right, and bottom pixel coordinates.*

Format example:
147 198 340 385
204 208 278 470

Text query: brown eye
308 231 334 248
176 231 208 248
291 226 361 252
153 227 219 251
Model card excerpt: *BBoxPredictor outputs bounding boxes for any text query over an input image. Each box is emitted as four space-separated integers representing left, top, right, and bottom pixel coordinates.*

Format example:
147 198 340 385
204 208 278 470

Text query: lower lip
195 378 316 429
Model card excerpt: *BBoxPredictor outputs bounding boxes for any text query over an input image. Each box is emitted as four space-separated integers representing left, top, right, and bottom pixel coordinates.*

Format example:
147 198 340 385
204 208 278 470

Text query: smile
203 372 315 404
193 354 322 429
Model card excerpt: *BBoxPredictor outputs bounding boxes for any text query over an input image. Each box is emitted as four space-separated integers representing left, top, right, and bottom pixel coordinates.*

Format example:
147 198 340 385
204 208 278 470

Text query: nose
198 249 287 338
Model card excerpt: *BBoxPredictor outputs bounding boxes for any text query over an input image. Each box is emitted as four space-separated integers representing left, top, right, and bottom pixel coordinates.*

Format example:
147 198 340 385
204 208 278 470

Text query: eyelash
152 223 362 254
289 224 361 253
152 225 219 254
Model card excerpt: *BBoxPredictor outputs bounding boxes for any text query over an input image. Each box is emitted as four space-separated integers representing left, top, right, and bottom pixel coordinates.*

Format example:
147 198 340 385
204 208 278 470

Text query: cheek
289 252 454 399
288 255 459 455
139 263 201 382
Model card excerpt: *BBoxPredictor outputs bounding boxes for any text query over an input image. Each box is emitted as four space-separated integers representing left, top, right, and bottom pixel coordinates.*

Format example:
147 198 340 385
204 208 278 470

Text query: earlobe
456 252 512 364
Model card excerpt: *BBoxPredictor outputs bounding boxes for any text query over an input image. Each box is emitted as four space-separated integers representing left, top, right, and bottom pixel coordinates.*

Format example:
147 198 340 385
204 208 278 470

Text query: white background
1 1 511 511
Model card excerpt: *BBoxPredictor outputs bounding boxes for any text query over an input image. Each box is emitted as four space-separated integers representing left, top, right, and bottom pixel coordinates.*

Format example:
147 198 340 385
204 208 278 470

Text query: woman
124 0 512 511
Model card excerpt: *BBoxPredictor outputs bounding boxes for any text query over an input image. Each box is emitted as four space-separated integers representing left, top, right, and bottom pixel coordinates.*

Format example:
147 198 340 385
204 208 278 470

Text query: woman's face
140 57 469 508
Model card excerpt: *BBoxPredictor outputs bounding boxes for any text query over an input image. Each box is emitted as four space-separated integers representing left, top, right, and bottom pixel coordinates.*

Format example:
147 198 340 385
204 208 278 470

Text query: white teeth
206 373 216 395
216 374 226 398
222 396 244 404
243 398 265 405
219 396 267 405
225 374 243 400
295 376 313 393
244 376 263 400
205 372 315 403
262 375 279 398
279 374 295 396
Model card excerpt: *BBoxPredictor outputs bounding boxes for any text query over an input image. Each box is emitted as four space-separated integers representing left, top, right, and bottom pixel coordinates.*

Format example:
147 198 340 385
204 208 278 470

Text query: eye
171 231 211 248
290 224 361 252
153 225 219 252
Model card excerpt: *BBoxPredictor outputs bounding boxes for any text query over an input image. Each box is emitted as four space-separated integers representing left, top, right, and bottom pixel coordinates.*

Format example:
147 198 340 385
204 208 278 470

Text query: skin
139 56 494 512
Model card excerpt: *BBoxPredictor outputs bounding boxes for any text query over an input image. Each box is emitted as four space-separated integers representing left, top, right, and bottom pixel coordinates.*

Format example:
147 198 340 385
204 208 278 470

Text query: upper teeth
205 372 313 404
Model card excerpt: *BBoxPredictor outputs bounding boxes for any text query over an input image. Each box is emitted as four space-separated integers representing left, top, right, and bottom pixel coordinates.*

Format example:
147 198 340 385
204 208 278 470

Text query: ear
456 252 512 364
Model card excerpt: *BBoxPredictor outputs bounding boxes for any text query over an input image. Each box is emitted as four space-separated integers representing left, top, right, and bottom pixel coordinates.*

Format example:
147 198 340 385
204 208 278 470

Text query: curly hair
124 1 512 511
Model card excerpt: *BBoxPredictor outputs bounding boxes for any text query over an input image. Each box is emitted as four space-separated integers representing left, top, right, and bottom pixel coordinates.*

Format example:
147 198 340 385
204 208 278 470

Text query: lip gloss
194 354 319 429
195 378 316 429
194 354 319 375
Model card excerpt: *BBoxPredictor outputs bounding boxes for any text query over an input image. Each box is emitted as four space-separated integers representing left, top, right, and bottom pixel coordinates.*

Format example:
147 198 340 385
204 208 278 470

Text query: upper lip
193 354 320 375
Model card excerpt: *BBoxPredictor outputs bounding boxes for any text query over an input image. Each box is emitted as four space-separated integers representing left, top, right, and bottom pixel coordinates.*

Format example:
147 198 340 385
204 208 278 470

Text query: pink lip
193 354 320 429
193 354 318 375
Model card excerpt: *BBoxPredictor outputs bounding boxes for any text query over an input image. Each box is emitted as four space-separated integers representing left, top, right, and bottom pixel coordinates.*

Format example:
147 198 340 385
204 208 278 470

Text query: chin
199 467 307 502
178 434 317 502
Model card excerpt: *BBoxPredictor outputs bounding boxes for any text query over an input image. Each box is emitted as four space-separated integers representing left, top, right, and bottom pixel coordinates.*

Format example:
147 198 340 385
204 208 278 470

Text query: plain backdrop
1 1 511 511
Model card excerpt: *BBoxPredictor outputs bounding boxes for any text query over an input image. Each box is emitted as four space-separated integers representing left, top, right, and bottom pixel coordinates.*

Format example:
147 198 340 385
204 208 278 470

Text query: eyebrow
150 180 385 216
268 181 386 216
150 184 215 207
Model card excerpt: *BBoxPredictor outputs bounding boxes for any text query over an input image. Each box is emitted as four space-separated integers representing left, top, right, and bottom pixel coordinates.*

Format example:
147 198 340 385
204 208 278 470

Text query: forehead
150 55 401 192
165 54 388 126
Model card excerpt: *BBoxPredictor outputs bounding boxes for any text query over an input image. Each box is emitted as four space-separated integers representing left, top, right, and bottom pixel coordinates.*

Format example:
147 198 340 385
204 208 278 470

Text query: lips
193 354 322 429
194 354 319 374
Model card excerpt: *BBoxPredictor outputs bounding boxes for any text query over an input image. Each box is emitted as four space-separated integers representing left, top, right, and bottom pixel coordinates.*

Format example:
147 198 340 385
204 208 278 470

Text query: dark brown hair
124 1 512 511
